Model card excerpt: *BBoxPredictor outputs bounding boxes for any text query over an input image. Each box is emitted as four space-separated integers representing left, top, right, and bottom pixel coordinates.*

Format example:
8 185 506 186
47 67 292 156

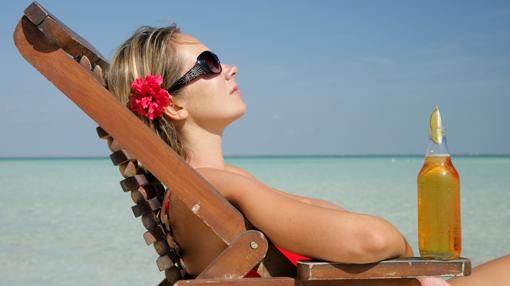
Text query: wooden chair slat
148 196 162 211
166 233 178 248
119 160 140 178
78 55 92 70
110 149 134 166
130 190 144 204
141 213 160 230
165 266 183 285
96 126 110 139
154 240 171 256
145 171 160 183
179 258 188 274
158 278 172 286
120 174 149 192
131 185 158 202
153 183 166 196
92 64 106 86
157 255 175 271
24 2 48 25
173 244 183 257
131 202 150 218
297 257 471 280
23 2 108 69
107 137 122 152
143 225 166 245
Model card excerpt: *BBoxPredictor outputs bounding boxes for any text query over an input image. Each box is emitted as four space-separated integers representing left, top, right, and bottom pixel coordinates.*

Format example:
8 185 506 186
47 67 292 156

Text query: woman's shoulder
223 163 257 179
193 163 258 184
193 164 266 203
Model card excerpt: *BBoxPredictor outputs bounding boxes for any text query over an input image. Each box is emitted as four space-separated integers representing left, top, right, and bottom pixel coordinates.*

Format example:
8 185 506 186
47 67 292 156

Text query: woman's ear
163 101 188 122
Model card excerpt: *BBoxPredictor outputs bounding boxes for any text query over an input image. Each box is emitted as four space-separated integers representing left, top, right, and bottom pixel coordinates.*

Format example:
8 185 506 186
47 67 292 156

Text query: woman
106 25 509 286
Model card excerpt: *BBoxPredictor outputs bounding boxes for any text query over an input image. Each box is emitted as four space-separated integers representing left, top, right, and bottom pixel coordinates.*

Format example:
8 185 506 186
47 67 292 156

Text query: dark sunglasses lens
201 52 221 74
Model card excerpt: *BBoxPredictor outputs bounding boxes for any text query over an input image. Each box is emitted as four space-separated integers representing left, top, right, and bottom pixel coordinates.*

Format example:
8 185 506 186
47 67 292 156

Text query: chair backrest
15 2 298 284
16 0 250 279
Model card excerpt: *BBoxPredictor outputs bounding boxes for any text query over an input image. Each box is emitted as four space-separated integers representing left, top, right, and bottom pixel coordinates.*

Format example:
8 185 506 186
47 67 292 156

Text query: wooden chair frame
14 2 471 285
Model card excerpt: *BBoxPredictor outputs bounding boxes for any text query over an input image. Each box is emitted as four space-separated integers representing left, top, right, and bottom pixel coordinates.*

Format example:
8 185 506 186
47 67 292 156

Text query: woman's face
171 33 246 133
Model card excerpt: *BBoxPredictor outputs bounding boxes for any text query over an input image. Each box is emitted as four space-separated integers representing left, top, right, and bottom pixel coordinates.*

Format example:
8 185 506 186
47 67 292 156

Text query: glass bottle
417 106 462 259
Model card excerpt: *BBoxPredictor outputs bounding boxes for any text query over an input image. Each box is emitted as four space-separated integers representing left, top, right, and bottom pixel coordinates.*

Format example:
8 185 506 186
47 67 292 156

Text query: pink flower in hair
129 75 173 120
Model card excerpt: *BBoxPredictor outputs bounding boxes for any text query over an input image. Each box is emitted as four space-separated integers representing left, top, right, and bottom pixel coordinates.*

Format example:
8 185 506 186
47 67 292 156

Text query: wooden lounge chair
14 2 471 285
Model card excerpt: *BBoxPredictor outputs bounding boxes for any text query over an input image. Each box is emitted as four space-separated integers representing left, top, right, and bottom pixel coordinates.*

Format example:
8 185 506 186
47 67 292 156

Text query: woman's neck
180 124 225 170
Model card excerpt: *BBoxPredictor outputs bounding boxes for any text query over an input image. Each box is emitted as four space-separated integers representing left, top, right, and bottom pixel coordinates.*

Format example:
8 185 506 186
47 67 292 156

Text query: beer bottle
417 106 462 259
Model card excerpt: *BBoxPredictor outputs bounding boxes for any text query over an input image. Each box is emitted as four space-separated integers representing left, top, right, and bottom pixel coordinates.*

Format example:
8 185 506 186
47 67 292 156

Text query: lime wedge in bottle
430 106 444 144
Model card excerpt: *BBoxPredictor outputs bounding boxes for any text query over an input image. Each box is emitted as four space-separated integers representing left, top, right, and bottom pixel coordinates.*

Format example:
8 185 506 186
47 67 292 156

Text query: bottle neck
426 135 450 156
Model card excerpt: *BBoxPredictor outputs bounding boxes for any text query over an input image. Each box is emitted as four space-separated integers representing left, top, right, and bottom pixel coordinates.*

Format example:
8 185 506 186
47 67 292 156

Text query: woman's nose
224 63 239 80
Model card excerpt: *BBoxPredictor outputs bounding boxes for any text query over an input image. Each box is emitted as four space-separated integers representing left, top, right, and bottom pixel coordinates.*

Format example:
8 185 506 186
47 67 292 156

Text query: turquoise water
0 156 509 285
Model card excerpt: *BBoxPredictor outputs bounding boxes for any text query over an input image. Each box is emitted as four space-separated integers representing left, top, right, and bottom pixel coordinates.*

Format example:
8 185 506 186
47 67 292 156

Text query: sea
0 156 509 285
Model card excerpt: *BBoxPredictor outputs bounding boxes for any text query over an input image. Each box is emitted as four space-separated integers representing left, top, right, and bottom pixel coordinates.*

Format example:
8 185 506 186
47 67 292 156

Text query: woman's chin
221 110 247 129
234 105 247 121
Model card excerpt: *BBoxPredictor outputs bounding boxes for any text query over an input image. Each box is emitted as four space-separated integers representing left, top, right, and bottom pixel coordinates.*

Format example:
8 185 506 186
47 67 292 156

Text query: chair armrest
297 257 471 280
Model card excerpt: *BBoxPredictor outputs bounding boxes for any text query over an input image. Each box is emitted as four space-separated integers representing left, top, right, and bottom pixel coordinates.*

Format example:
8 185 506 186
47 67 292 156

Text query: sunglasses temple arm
167 65 205 93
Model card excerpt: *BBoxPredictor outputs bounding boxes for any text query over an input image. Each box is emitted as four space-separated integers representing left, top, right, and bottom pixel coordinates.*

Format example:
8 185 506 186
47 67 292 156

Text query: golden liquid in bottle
418 155 461 259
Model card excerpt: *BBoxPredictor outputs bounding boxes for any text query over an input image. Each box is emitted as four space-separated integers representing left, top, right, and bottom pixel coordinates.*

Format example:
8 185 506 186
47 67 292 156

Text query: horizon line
1 153 509 160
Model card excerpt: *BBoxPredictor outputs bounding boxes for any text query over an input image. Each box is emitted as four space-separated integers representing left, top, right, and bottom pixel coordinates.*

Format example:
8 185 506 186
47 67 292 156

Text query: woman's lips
231 85 240 95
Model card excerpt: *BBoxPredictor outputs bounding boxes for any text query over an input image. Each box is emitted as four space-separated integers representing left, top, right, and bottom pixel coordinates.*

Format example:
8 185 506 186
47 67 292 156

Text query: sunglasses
167 50 222 93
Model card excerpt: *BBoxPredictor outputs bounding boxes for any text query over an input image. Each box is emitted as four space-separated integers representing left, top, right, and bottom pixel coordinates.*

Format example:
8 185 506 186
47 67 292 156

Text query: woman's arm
271 187 346 211
196 167 408 264
223 163 414 257
224 164 345 211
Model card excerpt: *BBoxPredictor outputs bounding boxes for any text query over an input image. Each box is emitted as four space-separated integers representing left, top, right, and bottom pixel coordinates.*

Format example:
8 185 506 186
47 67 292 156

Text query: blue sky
1 1 509 157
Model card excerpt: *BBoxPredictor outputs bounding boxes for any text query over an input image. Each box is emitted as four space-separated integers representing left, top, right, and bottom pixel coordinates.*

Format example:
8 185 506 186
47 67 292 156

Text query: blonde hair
106 24 188 160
